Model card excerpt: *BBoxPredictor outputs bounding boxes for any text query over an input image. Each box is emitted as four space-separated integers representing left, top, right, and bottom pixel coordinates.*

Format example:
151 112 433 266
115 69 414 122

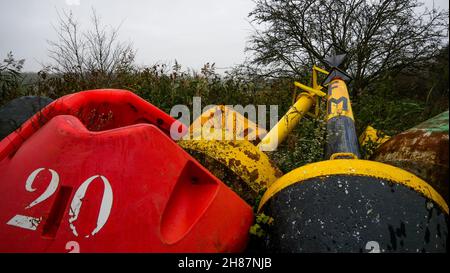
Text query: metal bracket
292 65 329 118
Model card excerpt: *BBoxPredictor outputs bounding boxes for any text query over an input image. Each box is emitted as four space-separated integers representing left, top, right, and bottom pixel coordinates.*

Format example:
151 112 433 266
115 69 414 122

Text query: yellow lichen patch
178 139 282 194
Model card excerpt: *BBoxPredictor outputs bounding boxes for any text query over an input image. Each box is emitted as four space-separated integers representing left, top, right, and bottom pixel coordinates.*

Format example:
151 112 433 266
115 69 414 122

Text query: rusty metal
179 105 281 199
371 111 449 201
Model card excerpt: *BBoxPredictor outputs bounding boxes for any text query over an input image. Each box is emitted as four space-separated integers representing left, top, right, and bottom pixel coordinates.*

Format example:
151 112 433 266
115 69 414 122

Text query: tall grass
1 56 448 173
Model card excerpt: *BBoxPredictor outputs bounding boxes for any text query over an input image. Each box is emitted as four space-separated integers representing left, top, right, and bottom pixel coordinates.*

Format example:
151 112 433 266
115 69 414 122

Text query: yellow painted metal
327 79 355 121
313 65 330 77
359 125 391 148
293 81 327 97
258 66 329 152
329 152 358 159
180 65 330 194
292 65 328 114
258 159 449 214
188 105 267 141
257 92 315 152
179 105 279 194
179 106 280 195
178 137 282 193
305 95 320 119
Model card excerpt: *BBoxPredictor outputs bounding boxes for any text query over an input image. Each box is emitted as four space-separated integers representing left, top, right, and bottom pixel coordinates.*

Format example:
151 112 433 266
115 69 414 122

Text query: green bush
354 92 426 136
0 52 25 106
2 56 448 177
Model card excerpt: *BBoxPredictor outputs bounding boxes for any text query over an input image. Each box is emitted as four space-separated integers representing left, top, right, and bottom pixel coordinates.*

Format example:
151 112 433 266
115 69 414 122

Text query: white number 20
7 168 113 238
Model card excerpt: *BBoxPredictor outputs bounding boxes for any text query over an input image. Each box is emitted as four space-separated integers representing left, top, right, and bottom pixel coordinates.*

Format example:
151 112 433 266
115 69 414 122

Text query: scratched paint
325 79 360 159
7 215 42 230
326 79 354 121
262 174 448 252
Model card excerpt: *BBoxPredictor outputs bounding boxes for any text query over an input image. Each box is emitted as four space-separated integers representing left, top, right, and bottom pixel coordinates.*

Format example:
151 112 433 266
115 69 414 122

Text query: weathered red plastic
0 89 253 252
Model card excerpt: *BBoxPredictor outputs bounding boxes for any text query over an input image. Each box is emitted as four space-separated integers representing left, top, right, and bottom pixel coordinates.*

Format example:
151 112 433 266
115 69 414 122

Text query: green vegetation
0 52 25 104
1 45 448 174
249 212 274 238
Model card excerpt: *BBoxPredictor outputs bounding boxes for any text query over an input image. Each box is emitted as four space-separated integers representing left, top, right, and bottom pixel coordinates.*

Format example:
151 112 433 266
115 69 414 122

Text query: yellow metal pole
257 92 315 151
313 65 329 77
258 66 328 152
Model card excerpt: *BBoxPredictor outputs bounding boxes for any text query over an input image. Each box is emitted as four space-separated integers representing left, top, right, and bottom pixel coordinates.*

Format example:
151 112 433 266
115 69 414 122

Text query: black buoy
258 159 448 252
0 96 53 140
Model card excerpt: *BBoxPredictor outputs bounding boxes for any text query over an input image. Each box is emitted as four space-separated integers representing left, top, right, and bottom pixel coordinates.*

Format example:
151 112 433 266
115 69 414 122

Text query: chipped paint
358 126 390 149
262 174 448 252
69 175 113 238
371 111 449 201
7 215 42 231
179 138 282 194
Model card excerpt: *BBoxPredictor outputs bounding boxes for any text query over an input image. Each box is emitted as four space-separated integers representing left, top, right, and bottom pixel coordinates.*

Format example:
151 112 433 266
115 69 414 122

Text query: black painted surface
325 116 361 159
0 96 53 140
263 175 448 253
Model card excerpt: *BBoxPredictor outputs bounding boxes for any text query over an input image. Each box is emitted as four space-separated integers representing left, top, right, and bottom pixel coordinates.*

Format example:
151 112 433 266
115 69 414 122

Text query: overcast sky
0 0 448 72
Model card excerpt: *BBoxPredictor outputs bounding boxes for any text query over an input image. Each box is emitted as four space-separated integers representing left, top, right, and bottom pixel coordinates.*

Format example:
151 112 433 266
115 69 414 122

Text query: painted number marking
6 215 42 231
6 168 113 239
69 175 113 238
365 241 380 253
7 168 58 230
25 168 60 208
65 241 80 253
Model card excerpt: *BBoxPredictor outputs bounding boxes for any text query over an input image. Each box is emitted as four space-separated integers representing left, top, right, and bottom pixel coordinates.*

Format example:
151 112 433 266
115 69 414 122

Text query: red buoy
0 89 253 252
